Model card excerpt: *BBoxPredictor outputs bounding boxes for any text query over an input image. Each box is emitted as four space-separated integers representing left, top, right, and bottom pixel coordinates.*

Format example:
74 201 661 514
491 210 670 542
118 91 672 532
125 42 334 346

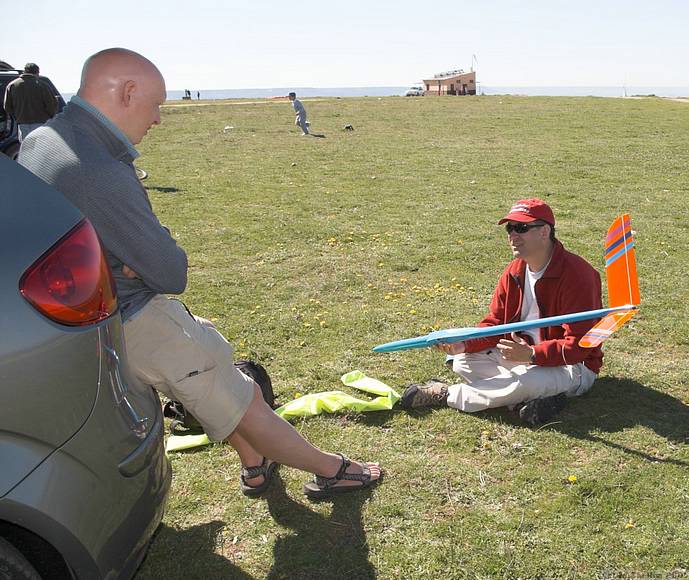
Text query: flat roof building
423 69 476 96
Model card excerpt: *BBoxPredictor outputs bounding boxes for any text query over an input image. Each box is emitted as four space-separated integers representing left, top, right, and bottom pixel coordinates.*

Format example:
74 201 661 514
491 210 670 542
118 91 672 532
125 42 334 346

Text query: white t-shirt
520 263 549 344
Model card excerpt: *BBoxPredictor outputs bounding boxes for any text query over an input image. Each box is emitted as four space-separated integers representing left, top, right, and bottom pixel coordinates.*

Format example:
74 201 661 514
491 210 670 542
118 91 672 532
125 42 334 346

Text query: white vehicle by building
405 85 424 96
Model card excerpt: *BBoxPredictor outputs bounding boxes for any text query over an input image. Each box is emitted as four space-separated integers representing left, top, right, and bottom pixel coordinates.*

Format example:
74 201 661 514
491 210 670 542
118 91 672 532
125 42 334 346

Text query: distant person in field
400 198 604 426
288 91 309 135
3 62 58 141
19 47 381 500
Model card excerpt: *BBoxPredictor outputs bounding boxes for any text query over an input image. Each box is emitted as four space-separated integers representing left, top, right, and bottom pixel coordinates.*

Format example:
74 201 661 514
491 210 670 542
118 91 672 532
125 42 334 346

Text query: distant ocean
162 86 689 100
62 86 689 101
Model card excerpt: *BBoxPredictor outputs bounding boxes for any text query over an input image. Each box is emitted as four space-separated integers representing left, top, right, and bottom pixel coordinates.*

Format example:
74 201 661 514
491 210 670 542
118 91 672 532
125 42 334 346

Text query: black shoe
518 393 567 426
400 380 449 409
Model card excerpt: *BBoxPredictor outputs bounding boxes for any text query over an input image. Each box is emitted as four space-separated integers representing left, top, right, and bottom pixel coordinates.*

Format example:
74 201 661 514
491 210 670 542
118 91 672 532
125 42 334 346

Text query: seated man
400 199 603 426
19 48 380 500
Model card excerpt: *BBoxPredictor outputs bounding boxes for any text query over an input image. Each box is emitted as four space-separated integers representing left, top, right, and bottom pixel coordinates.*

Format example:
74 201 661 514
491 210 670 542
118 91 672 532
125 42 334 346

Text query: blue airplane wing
373 305 637 353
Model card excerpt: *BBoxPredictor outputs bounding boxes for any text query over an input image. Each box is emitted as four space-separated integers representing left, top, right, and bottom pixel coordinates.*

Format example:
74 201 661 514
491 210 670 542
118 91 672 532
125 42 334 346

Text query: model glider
374 214 640 353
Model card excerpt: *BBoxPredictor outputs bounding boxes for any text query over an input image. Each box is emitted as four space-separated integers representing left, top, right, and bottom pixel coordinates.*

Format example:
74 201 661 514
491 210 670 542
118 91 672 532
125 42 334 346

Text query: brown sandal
240 458 278 497
303 453 378 499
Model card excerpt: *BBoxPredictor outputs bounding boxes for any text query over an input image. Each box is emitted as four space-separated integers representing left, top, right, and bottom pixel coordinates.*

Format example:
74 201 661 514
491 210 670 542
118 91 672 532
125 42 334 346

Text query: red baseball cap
498 198 555 226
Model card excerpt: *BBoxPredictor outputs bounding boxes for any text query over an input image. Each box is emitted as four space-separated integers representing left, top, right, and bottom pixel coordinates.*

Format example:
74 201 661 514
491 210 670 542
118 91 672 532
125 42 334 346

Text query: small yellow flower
294 392 303 399
567 475 578 483
625 520 636 529
409 309 417 315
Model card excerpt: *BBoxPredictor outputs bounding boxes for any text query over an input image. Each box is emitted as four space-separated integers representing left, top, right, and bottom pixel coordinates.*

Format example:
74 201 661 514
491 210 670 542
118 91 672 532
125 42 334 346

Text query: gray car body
0 156 171 579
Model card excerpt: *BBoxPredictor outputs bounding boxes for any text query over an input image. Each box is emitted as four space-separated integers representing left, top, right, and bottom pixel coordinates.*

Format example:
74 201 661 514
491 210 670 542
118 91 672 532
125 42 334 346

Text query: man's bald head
78 48 166 145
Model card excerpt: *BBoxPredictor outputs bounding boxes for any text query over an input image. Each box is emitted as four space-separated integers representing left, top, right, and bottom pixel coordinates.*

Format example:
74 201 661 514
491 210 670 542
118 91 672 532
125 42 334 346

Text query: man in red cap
400 198 604 426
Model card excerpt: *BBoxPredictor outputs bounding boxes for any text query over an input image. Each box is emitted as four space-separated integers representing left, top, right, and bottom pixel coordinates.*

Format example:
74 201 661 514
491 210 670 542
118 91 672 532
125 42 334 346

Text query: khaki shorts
448 349 597 412
123 295 254 440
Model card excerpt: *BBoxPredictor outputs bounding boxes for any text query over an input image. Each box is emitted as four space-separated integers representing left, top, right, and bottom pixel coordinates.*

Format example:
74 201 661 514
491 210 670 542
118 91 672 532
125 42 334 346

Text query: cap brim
497 213 539 225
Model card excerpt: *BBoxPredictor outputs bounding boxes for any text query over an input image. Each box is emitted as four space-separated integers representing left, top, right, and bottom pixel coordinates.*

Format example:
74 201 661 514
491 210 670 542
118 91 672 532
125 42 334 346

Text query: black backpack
163 359 277 436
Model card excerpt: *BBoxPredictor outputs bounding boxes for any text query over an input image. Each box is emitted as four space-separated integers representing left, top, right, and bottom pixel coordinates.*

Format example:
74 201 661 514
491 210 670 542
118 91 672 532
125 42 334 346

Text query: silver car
405 86 424 96
0 156 171 579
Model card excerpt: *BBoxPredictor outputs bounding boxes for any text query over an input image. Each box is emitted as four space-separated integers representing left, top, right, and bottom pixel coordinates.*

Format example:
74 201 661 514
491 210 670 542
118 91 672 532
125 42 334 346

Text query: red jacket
464 240 604 373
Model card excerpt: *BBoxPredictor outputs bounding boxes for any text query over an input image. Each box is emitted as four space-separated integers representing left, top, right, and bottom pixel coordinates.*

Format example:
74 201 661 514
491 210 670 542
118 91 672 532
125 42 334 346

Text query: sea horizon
62 85 689 102
165 85 689 100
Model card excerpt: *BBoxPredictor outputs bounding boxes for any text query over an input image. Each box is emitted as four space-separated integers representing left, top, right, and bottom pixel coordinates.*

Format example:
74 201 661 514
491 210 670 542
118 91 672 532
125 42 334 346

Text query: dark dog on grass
343 124 354 131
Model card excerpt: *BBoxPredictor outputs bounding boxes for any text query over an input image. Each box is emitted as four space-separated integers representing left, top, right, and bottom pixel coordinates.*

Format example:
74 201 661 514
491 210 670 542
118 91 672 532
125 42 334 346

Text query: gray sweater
292 98 306 119
19 101 187 320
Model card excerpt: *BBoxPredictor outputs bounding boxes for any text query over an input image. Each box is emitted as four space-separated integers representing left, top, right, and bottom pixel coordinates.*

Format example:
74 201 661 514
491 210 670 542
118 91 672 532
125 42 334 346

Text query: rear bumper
0 400 171 580
118 402 167 478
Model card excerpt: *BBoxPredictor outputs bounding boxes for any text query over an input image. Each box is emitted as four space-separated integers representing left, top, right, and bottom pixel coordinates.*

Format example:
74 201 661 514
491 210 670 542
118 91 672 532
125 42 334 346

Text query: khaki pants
447 349 597 412
124 295 254 440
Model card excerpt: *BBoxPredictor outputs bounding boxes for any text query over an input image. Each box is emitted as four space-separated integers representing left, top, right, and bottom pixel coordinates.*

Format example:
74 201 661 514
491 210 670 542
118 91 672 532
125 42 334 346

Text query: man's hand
435 341 466 355
497 332 534 364
122 265 140 279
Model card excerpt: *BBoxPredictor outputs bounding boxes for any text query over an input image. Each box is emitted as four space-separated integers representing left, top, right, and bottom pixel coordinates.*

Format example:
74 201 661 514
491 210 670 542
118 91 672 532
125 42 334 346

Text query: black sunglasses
505 222 546 234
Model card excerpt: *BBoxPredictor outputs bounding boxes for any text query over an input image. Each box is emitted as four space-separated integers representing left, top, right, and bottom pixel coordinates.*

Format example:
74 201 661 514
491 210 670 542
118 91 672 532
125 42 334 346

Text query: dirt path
162 98 331 109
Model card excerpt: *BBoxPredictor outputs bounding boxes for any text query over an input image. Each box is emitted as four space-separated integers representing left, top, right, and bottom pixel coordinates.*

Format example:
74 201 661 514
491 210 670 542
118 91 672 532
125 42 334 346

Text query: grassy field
135 94 689 579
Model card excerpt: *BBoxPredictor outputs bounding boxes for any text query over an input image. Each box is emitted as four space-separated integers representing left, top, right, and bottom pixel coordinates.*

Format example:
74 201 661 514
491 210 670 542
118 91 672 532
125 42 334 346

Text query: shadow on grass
550 376 689 466
137 521 255 579
264 473 376 580
145 186 180 193
402 375 689 466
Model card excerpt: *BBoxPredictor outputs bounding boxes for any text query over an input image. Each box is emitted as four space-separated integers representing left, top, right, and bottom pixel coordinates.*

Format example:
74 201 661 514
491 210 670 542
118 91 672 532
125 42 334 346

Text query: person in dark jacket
3 63 58 141
400 198 603 425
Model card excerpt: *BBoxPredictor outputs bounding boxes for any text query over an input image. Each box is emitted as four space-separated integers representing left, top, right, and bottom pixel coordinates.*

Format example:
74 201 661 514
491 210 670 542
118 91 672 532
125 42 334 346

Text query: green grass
135 95 689 579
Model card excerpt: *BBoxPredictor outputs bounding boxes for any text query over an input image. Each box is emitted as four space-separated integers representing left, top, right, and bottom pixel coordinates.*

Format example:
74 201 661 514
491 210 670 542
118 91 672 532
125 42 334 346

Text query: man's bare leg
226 385 380 489
230 431 271 488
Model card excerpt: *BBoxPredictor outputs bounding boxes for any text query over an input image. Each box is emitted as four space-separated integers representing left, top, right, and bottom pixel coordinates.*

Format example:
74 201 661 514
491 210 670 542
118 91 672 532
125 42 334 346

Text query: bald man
19 48 380 500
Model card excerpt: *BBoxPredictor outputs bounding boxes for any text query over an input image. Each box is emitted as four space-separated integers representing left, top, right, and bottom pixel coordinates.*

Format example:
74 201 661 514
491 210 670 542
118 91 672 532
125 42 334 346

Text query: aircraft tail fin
578 214 640 348
579 309 637 348
604 213 640 308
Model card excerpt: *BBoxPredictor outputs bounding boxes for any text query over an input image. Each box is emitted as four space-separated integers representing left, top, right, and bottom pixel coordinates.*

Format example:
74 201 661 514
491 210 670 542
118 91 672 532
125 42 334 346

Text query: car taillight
19 219 117 326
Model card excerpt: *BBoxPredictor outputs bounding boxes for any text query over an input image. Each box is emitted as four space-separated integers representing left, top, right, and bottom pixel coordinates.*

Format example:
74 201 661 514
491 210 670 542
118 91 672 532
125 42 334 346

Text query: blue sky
6 0 689 92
